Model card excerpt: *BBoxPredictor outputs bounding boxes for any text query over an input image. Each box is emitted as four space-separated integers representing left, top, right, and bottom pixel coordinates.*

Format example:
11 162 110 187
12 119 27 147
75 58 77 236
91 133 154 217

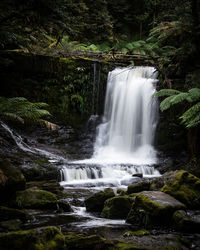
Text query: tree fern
0 97 51 124
153 89 181 98
155 88 200 128
180 102 200 128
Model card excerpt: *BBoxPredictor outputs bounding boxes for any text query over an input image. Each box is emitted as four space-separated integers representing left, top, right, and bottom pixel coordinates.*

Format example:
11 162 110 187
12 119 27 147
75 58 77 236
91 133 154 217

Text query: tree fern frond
170 93 188 105
2 112 24 123
180 102 200 127
160 96 175 111
153 89 181 98
187 88 200 102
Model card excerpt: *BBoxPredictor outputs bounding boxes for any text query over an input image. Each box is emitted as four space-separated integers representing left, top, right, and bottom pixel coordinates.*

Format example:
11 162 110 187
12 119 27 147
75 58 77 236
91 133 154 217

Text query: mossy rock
126 191 185 227
123 230 150 238
161 170 200 209
14 187 57 209
27 180 65 198
0 159 26 201
85 188 115 212
115 242 146 250
65 232 114 250
127 181 150 194
172 210 200 232
0 206 28 222
0 219 21 232
101 196 133 219
0 226 66 250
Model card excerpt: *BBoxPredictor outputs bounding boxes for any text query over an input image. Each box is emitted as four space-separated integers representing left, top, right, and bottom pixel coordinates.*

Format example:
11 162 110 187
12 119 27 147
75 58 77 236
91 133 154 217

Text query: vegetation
0 97 51 124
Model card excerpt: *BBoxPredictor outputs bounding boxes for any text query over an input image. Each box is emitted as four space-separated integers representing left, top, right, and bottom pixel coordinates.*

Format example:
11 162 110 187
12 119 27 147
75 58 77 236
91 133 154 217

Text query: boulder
127 181 150 194
172 210 200 232
65 232 114 250
27 180 65 198
0 159 26 201
161 170 200 208
0 206 28 222
57 199 73 212
101 196 133 219
14 187 57 210
85 188 115 212
0 226 66 250
126 191 185 227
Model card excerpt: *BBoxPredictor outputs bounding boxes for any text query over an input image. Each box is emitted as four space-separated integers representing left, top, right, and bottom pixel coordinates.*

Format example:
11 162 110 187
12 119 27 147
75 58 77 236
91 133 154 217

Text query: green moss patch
161 170 200 208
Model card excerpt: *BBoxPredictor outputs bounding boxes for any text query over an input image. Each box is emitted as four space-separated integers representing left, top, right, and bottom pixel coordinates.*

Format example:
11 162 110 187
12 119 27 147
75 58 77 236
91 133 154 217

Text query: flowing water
1 66 160 230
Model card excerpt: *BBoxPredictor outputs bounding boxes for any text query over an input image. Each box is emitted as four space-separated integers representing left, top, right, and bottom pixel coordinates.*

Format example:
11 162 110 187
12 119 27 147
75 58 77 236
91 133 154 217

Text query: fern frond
187 88 200 102
180 102 200 128
170 93 188 105
153 89 181 98
160 96 175 111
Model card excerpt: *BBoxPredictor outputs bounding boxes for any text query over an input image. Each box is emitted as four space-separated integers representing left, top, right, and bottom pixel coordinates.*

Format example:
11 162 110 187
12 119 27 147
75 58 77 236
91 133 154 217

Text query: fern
156 88 200 128
0 97 51 124
153 89 181 98
160 96 175 111
180 102 200 128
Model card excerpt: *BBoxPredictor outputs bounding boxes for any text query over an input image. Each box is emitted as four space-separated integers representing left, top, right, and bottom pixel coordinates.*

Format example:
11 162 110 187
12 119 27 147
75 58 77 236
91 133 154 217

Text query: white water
0 121 66 162
61 66 160 186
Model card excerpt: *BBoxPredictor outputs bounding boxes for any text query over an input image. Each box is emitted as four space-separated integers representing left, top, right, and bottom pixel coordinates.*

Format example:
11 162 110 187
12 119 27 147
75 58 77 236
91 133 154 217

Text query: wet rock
27 180 65 198
0 158 26 202
0 219 21 232
65 232 114 250
123 229 150 237
85 188 115 212
126 191 185 227
117 188 126 196
0 206 28 222
0 226 66 250
101 196 133 219
57 199 73 212
161 170 200 209
127 181 150 194
14 187 57 210
172 210 200 232
132 173 143 178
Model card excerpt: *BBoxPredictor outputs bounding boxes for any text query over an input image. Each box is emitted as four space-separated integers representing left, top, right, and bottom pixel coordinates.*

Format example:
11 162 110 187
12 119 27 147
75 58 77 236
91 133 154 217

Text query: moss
126 191 185 227
0 219 21 231
65 232 114 250
85 188 115 212
123 230 150 237
115 243 144 250
127 181 150 194
0 206 28 222
0 226 66 250
161 170 200 208
101 196 133 219
15 187 57 209
0 159 26 200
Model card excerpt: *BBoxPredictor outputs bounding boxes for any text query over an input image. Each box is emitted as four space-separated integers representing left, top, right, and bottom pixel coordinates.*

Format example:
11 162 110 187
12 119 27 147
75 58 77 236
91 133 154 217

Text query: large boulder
101 196 133 219
65 232 114 250
0 226 66 250
0 159 26 201
85 188 115 212
0 206 28 222
161 170 200 209
127 181 150 194
172 210 200 232
126 191 185 227
14 187 57 210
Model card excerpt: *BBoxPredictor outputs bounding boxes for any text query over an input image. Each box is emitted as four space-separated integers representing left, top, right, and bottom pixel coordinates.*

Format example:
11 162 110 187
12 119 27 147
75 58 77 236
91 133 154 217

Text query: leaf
160 96 175 111
153 89 181 98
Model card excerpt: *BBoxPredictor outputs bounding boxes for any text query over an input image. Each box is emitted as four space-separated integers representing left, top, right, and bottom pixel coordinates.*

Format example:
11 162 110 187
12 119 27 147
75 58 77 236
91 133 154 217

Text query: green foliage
155 88 200 128
0 97 51 124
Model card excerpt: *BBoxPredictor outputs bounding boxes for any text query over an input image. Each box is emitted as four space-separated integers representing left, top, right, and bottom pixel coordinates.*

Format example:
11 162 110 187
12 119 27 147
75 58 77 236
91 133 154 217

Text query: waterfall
90 66 158 164
0 121 66 162
61 66 160 186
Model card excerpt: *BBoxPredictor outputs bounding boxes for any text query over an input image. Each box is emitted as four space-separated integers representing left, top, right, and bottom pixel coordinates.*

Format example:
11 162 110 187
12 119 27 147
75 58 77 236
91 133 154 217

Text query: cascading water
93 66 158 164
61 66 160 186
